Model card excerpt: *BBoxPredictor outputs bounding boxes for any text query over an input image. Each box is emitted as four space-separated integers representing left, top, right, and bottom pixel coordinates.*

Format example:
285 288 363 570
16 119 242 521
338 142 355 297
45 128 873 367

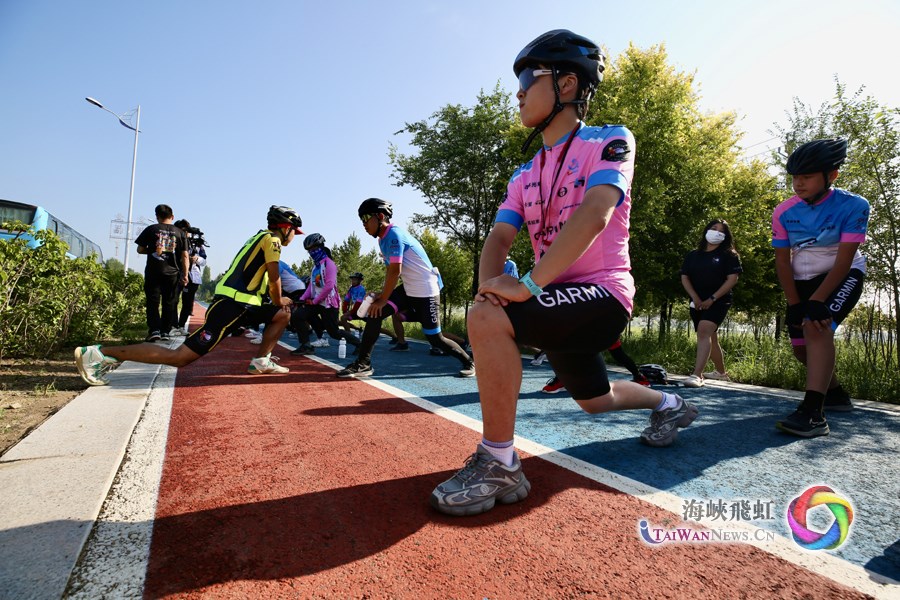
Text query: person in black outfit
679 219 742 387
134 204 189 342
173 219 207 334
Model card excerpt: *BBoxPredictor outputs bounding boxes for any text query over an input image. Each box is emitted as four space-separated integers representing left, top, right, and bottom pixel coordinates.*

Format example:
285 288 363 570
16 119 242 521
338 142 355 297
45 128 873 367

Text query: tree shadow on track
141 455 599 597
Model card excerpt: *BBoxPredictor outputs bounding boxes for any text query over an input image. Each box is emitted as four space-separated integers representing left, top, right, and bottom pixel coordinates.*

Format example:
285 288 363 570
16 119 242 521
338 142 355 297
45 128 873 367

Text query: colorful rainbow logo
786 485 854 550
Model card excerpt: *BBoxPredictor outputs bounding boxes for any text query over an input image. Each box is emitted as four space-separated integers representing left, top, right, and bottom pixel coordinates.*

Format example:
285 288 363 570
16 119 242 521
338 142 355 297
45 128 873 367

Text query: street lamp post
85 97 141 272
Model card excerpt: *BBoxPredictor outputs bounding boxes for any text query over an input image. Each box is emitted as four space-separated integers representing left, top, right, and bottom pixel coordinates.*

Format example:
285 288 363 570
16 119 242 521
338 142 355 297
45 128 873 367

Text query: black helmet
514 29 605 86
786 139 848 175
350 272 364 280
358 198 393 219
303 232 326 250
267 205 303 231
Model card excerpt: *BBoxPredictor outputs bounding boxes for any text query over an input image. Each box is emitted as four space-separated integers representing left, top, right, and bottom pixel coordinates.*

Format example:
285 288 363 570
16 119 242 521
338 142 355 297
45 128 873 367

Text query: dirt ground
0 350 87 456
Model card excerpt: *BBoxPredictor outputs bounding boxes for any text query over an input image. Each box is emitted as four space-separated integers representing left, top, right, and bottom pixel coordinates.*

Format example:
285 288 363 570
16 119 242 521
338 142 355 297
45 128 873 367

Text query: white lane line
306 352 900 599
65 365 176 599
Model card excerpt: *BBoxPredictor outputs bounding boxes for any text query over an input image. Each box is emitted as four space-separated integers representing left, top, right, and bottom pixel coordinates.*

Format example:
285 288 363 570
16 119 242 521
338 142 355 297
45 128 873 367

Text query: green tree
198 265 215 301
389 84 521 295
590 44 780 338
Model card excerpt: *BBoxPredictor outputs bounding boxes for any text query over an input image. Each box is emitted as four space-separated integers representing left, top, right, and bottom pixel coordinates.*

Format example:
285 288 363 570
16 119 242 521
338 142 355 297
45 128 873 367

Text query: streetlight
86 97 141 272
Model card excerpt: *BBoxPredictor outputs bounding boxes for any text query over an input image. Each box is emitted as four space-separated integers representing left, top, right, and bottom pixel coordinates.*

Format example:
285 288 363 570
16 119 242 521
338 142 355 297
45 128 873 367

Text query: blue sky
1 0 898 276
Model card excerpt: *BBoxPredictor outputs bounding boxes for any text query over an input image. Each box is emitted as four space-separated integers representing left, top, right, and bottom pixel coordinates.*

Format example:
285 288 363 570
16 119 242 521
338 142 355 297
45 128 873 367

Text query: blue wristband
519 271 544 296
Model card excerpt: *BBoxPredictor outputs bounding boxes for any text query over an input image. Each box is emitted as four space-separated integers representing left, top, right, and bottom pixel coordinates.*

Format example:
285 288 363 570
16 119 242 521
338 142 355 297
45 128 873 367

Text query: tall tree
590 44 779 337
389 84 520 295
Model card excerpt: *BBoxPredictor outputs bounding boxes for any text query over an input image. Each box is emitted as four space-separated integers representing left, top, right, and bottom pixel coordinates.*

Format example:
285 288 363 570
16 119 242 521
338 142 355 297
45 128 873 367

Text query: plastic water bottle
357 293 375 318
338 339 347 359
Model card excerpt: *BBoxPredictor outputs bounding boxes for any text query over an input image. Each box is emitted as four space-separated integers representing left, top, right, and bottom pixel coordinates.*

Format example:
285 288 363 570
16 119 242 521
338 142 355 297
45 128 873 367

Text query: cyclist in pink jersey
431 30 698 517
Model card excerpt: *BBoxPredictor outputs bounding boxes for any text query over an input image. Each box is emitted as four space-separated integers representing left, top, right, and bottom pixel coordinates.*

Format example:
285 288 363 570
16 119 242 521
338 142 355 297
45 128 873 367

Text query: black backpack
638 364 669 385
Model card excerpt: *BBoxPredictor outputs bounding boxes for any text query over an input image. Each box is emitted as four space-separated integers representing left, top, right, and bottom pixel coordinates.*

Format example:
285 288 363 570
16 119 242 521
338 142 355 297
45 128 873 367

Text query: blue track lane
281 332 900 582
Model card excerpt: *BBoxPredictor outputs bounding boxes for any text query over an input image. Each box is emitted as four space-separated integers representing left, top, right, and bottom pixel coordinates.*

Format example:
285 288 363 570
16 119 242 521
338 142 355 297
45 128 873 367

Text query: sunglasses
360 213 377 225
518 68 553 91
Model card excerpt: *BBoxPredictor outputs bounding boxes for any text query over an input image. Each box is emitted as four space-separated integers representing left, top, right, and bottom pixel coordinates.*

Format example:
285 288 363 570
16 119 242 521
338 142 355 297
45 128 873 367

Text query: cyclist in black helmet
337 197 475 378
290 233 361 355
773 138 869 437
431 29 698 517
74 205 303 384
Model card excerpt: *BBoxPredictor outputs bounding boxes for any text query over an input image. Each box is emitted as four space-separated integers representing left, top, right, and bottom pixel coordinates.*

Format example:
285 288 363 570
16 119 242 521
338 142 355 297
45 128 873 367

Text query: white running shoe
683 374 705 388
248 354 289 374
703 370 730 381
74 345 120 386
250 336 263 345
310 338 330 348
244 329 261 338
530 351 546 367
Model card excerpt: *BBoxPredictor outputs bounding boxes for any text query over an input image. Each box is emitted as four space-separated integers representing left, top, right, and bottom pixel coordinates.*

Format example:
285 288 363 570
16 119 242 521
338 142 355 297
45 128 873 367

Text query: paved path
1 318 898 599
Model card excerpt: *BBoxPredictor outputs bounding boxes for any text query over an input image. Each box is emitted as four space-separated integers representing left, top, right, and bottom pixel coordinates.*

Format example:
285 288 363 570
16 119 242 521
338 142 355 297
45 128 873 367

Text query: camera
184 226 208 248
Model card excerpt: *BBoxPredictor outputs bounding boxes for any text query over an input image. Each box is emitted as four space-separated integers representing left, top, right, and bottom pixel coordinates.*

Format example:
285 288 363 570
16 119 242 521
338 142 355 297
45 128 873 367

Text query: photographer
173 219 208 335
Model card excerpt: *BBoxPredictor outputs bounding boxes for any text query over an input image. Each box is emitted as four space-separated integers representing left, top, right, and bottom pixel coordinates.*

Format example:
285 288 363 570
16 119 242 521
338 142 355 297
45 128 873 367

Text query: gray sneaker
640 396 699 447
74 345 119 386
430 445 531 516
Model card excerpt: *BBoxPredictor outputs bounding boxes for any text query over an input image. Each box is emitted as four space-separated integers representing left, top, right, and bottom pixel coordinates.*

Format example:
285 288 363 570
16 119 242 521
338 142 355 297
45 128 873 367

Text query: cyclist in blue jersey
772 139 869 437
336 198 475 379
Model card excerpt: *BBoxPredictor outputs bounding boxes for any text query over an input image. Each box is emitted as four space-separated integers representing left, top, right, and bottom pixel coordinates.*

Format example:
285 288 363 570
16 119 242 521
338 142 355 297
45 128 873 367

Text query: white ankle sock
654 392 680 412
480 438 515 467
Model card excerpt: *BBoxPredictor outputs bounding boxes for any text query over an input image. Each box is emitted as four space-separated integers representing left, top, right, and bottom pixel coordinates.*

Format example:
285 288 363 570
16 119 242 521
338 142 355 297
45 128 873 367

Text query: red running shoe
541 376 565 394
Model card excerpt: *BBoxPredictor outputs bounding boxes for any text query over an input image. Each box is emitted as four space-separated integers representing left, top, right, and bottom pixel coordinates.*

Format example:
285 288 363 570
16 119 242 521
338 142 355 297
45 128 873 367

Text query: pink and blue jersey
495 123 636 313
378 225 442 298
344 284 366 305
771 188 869 280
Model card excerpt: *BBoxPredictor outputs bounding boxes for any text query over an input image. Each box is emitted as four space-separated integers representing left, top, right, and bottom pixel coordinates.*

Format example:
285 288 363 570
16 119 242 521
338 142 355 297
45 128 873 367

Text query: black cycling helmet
514 29 606 86
350 272 364 280
786 138 848 175
358 198 393 219
303 232 326 250
267 205 303 232
513 30 605 153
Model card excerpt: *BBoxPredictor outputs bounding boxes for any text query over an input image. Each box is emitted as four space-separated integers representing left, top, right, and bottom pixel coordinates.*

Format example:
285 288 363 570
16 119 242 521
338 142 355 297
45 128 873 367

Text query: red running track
144 323 867 598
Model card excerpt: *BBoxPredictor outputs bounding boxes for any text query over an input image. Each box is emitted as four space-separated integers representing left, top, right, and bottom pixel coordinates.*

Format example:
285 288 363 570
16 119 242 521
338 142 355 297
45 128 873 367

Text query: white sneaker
703 370 730 381
245 330 261 338
530 351 546 367
683 374 705 388
310 338 330 348
248 354 289 374
250 336 263 345
74 345 120 386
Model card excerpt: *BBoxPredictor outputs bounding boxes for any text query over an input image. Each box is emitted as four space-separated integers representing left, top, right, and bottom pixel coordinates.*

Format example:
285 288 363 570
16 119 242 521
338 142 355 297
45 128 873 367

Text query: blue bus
0 199 104 261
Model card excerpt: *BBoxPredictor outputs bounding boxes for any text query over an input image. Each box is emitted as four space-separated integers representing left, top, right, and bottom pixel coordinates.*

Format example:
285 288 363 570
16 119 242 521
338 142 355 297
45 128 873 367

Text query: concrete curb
0 359 162 600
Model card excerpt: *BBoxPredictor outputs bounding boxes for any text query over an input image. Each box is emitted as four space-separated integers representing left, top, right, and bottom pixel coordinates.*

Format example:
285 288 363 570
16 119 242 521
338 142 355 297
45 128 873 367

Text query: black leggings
292 305 359 345
178 282 199 328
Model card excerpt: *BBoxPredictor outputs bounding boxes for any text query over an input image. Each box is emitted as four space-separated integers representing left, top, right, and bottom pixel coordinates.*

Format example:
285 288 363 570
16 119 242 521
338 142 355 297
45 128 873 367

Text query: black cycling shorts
378 286 443 335
787 268 865 345
503 283 629 400
183 295 281 356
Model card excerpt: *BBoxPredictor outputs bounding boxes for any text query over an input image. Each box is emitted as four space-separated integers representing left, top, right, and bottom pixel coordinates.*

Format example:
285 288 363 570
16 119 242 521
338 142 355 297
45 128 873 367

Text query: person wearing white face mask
679 219 742 387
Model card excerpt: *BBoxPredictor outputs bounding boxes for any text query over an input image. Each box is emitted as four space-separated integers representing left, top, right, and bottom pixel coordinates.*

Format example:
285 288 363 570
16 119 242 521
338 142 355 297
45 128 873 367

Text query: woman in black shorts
680 219 742 387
